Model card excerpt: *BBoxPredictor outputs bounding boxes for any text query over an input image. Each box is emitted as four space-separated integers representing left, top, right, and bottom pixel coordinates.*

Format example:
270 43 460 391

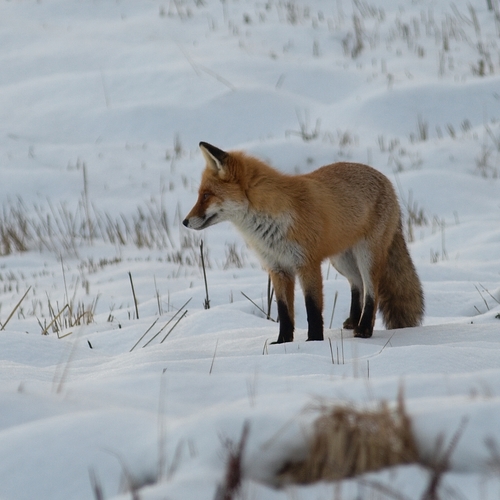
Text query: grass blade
128 271 139 319
241 291 276 322
130 318 160 352
143 297 192 347
209 339 219 374
41 303 69 337
160 310 188 344
200 241 210 309
1 286 32 331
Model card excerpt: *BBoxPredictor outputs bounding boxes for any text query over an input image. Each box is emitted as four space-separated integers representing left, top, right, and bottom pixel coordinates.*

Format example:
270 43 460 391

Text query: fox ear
199 142 228 176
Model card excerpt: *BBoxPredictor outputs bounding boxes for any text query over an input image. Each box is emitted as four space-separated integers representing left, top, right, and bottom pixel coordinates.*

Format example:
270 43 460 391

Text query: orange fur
184 142 424 343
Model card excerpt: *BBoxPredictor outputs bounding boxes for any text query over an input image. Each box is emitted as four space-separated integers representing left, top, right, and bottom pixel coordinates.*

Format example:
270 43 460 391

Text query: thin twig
214 421 250 500
103 450 141 500
200 241 210 309
209 339 219 374
60 258 71 322
329 290 339 329
160 310 188 344
474 284 490 311
167 440 186 480
241 291 277 322
143 297 192 347
41 303 69 336
154 275 163 315
1 286 32 331
328 337 335 364
130 318 160 352
128 271 139 319
421 417 469 500
89 468 104 500
262 339 269 355
177 44 236 91
341 328 345 364
478 282 500 305
266 275 274 320
377 329 398 355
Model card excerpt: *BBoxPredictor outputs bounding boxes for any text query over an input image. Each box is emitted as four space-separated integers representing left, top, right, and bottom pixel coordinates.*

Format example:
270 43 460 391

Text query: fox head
183 142 249 230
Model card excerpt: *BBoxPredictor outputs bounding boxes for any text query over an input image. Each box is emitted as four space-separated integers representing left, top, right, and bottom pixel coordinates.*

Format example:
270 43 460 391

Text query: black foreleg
269 270 295 344
305 294 324 341
299 265 324 341
275 299 294 343
343 286 362 330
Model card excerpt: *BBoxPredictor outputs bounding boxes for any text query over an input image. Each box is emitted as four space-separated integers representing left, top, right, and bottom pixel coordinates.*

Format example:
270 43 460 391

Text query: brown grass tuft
214 421 250 500
277 391 418 484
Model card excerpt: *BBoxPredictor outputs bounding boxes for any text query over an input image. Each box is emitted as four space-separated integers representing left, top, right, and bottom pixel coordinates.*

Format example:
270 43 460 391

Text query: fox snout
183 212 219 230
182 216 202 230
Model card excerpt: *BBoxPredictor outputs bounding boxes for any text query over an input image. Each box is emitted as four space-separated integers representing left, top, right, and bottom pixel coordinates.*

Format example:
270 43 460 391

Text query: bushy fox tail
378 226 424 329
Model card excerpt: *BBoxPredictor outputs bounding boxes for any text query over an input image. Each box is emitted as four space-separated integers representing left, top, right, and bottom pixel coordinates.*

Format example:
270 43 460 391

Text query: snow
1 0 500 498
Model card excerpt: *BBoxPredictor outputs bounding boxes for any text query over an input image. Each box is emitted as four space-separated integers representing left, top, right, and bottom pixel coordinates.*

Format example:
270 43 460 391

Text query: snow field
1 0 500 498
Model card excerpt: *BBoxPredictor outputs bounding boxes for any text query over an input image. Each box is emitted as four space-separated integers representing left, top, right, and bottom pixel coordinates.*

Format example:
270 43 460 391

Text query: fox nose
182 219 189 227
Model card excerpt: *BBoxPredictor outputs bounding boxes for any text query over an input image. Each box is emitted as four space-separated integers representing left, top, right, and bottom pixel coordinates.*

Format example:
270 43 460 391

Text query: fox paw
270 337 293 344
342 317 356 329
354 327 373 339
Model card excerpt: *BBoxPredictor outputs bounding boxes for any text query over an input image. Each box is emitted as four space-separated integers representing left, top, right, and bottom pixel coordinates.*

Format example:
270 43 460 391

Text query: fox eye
201 192 212 201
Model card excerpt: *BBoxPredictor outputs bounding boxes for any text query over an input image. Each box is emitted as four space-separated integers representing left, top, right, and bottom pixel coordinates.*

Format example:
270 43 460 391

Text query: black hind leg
345 289 376 338
343 286 362 330
330 251 363 331
354 294 376 338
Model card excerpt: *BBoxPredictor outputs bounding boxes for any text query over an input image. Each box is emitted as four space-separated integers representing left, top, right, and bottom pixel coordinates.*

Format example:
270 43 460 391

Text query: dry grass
0 197 208 267
0 197 174 256
214 422 250 500
277 391 419 485
39 294 99 337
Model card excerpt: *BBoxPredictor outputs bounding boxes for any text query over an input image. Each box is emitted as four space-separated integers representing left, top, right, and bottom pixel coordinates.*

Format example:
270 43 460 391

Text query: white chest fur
233 210 305 272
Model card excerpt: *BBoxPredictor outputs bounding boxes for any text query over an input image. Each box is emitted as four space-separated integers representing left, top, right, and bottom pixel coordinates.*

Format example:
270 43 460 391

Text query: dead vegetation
214 422 250 500
0 196 206 266
277 391 419 485
211 391 474 500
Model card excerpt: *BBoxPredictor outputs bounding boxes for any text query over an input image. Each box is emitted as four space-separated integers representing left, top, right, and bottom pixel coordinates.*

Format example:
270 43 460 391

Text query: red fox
183 142 424 343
